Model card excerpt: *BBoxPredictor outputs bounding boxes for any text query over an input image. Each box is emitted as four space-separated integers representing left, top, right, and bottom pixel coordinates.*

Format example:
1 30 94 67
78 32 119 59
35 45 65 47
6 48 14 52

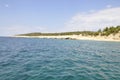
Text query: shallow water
0 37 120 80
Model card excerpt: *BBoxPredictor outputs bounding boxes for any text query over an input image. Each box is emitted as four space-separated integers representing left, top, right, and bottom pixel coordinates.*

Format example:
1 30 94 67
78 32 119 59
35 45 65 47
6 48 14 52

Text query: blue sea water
0 37 120 80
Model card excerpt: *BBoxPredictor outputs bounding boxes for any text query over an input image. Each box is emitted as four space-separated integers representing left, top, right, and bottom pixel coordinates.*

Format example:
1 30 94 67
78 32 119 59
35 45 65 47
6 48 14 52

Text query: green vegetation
101 26 120 36
17 26 120 36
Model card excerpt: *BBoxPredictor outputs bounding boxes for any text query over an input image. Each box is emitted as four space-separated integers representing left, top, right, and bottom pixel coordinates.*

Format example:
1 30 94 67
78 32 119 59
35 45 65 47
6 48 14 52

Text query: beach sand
14 33 120 42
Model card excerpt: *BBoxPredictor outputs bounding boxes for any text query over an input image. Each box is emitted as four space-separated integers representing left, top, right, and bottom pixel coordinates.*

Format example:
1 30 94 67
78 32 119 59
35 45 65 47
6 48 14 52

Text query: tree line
18 25 120 36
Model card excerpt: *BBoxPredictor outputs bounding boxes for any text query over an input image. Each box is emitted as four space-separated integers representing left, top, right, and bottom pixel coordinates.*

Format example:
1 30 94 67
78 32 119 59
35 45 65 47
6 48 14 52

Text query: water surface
0 37 120 80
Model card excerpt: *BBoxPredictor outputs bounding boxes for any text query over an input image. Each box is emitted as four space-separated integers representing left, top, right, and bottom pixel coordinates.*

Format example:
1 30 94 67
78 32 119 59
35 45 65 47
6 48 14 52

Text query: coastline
14 33 120 42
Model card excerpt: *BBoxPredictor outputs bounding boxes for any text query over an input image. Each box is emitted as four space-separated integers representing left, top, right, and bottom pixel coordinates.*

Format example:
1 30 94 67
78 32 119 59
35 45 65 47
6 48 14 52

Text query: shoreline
14 34 120 42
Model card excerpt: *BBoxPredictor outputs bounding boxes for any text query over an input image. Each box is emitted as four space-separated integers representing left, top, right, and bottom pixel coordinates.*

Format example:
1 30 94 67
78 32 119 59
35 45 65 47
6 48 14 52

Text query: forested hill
17 26 120 36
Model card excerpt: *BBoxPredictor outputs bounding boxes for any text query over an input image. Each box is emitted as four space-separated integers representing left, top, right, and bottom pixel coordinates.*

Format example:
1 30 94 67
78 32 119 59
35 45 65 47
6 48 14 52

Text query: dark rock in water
64 37 76 40
65 37 70 39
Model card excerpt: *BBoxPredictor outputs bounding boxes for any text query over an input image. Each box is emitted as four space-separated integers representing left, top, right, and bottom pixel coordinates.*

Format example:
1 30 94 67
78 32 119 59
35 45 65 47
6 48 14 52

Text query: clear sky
0 0 120 36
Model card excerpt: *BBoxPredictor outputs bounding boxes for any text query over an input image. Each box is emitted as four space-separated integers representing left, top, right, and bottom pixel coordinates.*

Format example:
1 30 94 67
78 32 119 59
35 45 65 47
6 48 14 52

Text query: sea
0 37 120 80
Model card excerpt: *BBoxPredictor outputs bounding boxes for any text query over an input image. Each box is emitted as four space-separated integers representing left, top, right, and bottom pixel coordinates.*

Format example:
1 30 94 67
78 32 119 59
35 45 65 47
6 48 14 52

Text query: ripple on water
0 38 120 80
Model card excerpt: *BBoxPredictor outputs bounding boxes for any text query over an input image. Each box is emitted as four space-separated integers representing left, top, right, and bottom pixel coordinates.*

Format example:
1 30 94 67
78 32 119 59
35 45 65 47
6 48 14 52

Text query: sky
0 0 120 36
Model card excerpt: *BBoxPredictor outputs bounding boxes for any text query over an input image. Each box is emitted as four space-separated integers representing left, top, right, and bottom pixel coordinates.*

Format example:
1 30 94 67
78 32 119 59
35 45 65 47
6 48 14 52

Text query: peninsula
15 26 120 41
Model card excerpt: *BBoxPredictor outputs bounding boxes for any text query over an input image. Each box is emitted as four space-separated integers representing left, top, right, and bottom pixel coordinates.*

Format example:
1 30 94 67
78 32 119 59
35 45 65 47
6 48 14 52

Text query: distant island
15 26 120 41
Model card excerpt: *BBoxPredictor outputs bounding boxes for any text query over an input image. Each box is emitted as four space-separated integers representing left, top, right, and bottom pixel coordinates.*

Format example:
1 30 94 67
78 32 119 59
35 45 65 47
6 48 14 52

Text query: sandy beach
14 33 120 42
